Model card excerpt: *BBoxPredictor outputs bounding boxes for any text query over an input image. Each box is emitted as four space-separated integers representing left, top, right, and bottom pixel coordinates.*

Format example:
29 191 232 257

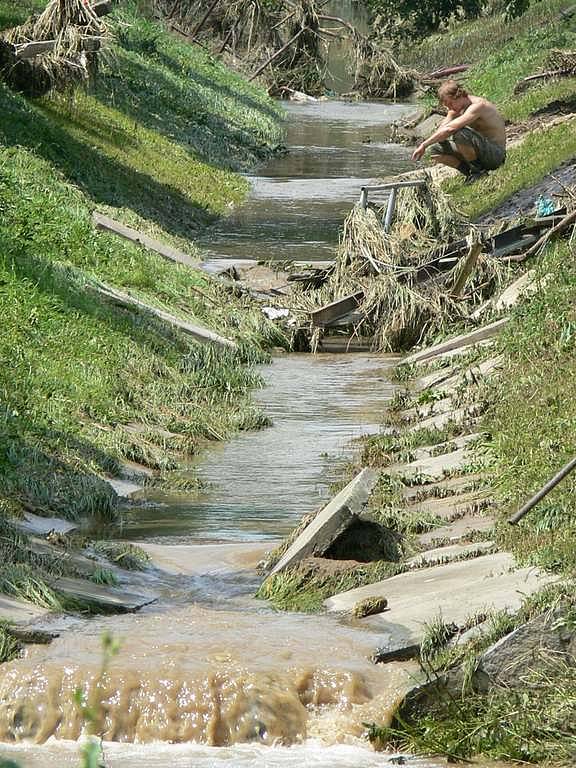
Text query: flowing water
0 8 441 765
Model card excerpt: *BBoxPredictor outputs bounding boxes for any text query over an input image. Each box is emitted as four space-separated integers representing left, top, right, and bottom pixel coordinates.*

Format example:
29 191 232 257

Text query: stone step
50 577 157 613
403 319 509 366
402 474 485 501
408 489 493 521
387 447 471 481
0 595 49 625
406 540 495 568
418 513 495 547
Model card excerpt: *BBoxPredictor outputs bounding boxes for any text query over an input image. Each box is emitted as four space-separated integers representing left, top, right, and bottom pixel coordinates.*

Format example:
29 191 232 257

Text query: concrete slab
0 595 49 625
105 477 143 499
403 319 509 366
408 489 493 521
408 433 481 462
406 541 495 567
418 513 495 547
398 396 454 424
407 404 481 433
18 513 77 536
325 554 557 652
268 468 379 576
413 365 459 392
387 447 470 481
414 339 495 365
95 284 237 349
28 538 99 578
50 577 157 613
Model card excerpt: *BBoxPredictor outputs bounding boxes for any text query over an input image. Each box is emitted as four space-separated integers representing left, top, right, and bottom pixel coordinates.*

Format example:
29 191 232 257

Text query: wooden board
310 291 364 327
95 283 237 349
93 212 199 270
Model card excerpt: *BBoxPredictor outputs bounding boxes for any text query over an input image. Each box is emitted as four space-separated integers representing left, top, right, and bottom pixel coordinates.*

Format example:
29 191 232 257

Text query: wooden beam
93 212 200 270
510 208 576 263
14 40 57 59
310 290 364 327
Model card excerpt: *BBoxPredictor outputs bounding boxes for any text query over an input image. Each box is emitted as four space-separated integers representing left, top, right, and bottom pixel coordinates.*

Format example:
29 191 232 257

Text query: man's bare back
411 81 507 180
451 95 506 147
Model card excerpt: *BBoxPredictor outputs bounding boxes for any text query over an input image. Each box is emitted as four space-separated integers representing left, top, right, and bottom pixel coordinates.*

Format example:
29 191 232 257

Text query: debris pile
0 0 109 97
287 175 506 352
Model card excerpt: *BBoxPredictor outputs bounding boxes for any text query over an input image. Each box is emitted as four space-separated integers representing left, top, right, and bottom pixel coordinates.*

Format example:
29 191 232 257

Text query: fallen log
514 68 574 93
425 64 469 79
249 27 309 81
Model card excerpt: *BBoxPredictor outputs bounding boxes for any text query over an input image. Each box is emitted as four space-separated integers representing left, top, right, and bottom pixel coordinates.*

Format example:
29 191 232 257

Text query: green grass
482 241 576 575
92 541 151 571
448 119 576 218
0 0 286 619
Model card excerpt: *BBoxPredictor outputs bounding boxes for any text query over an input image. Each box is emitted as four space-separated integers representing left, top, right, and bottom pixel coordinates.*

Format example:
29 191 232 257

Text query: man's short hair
438 80 468 103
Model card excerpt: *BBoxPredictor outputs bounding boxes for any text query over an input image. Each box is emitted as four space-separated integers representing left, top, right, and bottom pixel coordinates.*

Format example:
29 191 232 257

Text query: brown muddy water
0 76 442 767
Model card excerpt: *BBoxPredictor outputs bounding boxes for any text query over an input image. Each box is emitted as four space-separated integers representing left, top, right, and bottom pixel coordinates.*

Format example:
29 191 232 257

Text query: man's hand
411 144 426 162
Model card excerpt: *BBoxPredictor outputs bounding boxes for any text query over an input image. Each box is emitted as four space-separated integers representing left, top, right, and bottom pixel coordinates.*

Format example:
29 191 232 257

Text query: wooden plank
94 283 237 349
14 40 57 59
14 38 102 60
93 212 199 270
310 290 364 327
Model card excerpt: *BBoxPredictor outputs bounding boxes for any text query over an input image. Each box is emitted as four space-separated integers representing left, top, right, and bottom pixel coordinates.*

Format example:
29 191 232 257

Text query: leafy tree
365 0 485 40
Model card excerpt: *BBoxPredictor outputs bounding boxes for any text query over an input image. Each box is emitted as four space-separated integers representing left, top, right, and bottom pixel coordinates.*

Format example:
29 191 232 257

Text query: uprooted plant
0 0 108 96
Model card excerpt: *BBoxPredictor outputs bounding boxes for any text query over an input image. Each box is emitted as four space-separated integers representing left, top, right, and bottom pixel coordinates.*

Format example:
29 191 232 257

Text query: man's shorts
431 126 506 171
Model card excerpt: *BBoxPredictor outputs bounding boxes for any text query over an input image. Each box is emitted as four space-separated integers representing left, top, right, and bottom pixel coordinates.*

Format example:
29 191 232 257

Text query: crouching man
411 80 506 183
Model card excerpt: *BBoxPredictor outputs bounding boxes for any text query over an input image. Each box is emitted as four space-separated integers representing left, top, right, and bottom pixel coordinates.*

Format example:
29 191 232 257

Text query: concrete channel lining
325 553 558 653
403 318 509 366
268 468 379 577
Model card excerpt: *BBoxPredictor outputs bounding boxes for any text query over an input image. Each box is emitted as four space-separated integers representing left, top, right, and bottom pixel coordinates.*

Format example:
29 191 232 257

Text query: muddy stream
0 19 451 766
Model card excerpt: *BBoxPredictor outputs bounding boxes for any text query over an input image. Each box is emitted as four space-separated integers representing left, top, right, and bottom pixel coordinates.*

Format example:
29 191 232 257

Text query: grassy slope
0 0 285 605
374 6 576 764
402 0 576 218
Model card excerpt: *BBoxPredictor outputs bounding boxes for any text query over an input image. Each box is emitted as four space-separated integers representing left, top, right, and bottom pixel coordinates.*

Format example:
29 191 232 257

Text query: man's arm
411 104 482 161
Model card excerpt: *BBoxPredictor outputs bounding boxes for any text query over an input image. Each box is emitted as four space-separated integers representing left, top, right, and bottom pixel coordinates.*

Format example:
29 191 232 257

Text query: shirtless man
411 80 506 182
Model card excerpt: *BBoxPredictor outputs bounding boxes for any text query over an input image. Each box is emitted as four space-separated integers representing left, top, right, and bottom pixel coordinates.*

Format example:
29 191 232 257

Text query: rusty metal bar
508 456 576 525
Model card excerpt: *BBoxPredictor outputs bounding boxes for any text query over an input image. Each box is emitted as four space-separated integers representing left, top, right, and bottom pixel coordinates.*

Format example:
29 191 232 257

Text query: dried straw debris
288 175 506 352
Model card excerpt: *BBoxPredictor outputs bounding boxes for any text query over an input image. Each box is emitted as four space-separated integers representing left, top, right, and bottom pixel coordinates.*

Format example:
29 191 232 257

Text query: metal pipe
383 187 397 232
508 456 576 525
359 188 368 208
361 180 427 193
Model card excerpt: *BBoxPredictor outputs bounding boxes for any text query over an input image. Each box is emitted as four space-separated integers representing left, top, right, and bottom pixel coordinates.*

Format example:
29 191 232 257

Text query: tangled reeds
352 33 420 99
288 175 507 352
0 0 108 96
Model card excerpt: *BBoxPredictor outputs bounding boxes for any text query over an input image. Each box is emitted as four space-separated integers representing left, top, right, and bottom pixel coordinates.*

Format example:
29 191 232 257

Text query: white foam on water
0 738 440 768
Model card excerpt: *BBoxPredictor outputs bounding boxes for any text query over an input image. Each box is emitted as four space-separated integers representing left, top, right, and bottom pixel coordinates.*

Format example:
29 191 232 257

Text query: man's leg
430 151 472 177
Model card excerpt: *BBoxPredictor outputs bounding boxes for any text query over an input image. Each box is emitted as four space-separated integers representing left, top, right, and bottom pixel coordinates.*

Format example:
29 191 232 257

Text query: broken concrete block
268 468 379 577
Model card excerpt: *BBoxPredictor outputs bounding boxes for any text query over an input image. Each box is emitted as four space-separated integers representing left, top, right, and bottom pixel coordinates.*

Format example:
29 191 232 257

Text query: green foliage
380 656 576 763
0 623 21 664
367 0 484 41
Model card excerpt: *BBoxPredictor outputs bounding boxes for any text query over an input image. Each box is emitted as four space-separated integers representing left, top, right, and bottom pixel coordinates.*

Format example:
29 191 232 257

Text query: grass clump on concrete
92 541 150 571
